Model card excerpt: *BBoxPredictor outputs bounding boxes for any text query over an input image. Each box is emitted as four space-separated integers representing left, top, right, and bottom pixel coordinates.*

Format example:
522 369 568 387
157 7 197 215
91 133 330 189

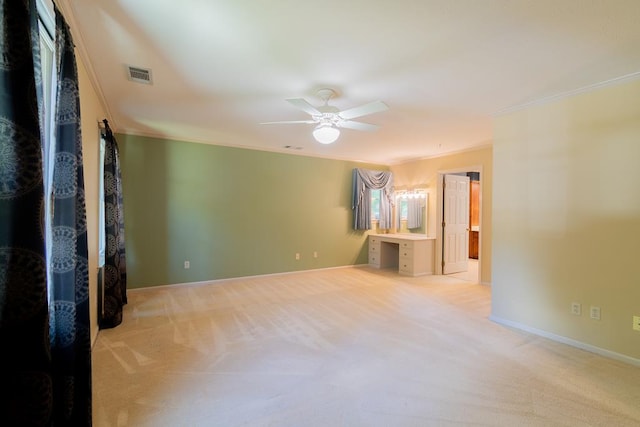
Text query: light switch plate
571 302 581 316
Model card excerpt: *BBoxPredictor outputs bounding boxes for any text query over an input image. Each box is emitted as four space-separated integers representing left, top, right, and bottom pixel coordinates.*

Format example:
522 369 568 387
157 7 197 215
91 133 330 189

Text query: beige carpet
93 267 640 426
447 259 479 283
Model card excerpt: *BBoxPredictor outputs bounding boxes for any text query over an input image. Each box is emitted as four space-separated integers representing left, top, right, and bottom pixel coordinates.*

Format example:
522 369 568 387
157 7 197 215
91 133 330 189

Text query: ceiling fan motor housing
316 88 338 103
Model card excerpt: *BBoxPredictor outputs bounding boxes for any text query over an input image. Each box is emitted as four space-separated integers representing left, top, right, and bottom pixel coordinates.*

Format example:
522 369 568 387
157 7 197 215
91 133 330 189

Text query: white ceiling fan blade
339 100 389 120
260 120 316 125
338 120 379 132
286 98 322 116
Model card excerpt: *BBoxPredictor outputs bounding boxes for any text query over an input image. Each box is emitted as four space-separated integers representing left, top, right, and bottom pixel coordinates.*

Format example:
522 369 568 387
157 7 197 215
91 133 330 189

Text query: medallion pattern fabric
47 6 92 424
100 120 127 329
0 1 52 425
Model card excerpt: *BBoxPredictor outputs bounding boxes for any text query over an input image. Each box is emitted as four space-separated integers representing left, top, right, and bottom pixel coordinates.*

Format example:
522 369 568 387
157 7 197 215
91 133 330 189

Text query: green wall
117 133 387 288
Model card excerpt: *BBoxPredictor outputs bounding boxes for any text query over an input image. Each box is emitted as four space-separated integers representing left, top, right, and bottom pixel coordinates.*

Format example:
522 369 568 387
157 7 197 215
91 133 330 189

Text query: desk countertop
369 233 434 241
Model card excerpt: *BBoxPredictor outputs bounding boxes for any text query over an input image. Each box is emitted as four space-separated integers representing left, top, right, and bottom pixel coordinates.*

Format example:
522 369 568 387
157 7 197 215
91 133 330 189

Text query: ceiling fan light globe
313 125 340 144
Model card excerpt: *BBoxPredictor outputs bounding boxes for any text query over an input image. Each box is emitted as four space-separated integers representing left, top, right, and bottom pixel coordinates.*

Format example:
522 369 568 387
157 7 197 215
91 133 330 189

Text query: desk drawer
369 253 380 267
399 241 413 250
399 247 413 259
369 237 380 253
399 246 414 274
399 260 414 275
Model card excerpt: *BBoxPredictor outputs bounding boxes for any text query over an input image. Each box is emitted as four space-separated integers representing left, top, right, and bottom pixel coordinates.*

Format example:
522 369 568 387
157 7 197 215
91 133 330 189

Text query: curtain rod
98 119 114 139
98 119 112 131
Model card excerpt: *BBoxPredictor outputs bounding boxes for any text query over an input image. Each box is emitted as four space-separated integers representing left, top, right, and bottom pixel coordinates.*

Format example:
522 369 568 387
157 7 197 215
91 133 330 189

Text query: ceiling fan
261 88 389 144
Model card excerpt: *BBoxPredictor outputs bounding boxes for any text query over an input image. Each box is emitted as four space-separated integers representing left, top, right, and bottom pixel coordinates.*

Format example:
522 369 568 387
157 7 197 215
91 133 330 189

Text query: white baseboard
128 264 369 292
489 315 640 367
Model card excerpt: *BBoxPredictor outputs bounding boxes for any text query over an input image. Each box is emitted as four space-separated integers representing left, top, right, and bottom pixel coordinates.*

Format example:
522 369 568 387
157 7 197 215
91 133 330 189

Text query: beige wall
77 54 108 345
391 146 493 284
493 78 640 361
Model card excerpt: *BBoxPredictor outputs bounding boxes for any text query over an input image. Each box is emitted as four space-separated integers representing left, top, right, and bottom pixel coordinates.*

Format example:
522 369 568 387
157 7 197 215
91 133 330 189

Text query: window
398 198 408 221
38 5 55 186
371 189 381 221
352 168 393 230
98 136 106 267
37 0 56 303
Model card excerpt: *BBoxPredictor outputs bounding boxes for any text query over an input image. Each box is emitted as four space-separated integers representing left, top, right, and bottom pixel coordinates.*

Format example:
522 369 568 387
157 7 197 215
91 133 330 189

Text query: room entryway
436 168 482 284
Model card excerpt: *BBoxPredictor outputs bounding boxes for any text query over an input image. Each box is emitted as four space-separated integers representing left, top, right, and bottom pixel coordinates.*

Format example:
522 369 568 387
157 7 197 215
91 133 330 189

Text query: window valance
352 168 394 230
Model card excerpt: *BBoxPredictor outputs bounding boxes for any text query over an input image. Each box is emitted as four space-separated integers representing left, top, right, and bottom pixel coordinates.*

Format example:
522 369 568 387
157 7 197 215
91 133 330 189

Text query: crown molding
55 0 114 126
494 71 640 116
390 142 493 166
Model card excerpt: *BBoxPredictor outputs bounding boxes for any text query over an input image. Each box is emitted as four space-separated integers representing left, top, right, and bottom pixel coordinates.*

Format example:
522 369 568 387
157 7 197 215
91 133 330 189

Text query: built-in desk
368 234 435 276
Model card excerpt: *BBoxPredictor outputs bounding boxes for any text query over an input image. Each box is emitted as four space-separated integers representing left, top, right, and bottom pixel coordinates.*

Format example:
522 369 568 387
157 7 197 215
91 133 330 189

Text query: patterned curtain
47 5 92 425
0 2 91 424
0 0 52 424
99 120 127 329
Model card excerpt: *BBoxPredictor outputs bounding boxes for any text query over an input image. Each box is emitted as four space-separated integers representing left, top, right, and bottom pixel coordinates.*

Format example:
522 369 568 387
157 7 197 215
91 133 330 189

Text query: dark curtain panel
99 120 127 329
0 0 52 425
48 5 92 425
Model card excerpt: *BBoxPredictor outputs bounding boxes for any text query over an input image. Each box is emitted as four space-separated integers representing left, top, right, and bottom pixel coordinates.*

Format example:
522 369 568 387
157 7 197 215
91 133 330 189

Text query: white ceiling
59 0 640 164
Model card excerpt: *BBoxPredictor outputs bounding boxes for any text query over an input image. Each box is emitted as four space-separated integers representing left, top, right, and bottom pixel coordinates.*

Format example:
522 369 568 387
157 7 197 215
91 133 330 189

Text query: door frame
435 165 483 283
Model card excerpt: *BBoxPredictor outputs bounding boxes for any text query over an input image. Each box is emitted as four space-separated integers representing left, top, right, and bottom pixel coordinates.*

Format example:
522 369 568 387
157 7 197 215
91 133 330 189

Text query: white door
443 174 470 274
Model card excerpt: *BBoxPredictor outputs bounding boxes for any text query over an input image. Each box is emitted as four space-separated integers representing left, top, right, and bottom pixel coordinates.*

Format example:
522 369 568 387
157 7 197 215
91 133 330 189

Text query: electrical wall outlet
313 251 318 258
571 302 581 316
184 260 190 269
295 253 300 260
633 316 640 332
590 306 601 320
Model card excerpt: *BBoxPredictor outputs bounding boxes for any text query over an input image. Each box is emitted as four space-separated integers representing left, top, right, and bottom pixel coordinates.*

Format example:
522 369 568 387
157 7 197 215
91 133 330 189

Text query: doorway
435 167 482 284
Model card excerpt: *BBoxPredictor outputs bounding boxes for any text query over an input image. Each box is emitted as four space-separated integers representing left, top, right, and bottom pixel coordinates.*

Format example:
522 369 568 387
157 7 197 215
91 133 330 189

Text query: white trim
391 143 493 166
126 264 369 292
36 0 55 36
54 0 114 125
490 315 640 368
97 137 106 267
494 71 640 116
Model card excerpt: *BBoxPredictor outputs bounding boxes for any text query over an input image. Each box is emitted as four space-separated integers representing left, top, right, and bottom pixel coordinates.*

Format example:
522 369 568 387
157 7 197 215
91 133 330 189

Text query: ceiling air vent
127 65 152 84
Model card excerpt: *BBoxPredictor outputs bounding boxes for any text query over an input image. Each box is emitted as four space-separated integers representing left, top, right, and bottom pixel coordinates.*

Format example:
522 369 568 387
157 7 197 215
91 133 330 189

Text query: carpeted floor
447 258 479 283
92 267 640 426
